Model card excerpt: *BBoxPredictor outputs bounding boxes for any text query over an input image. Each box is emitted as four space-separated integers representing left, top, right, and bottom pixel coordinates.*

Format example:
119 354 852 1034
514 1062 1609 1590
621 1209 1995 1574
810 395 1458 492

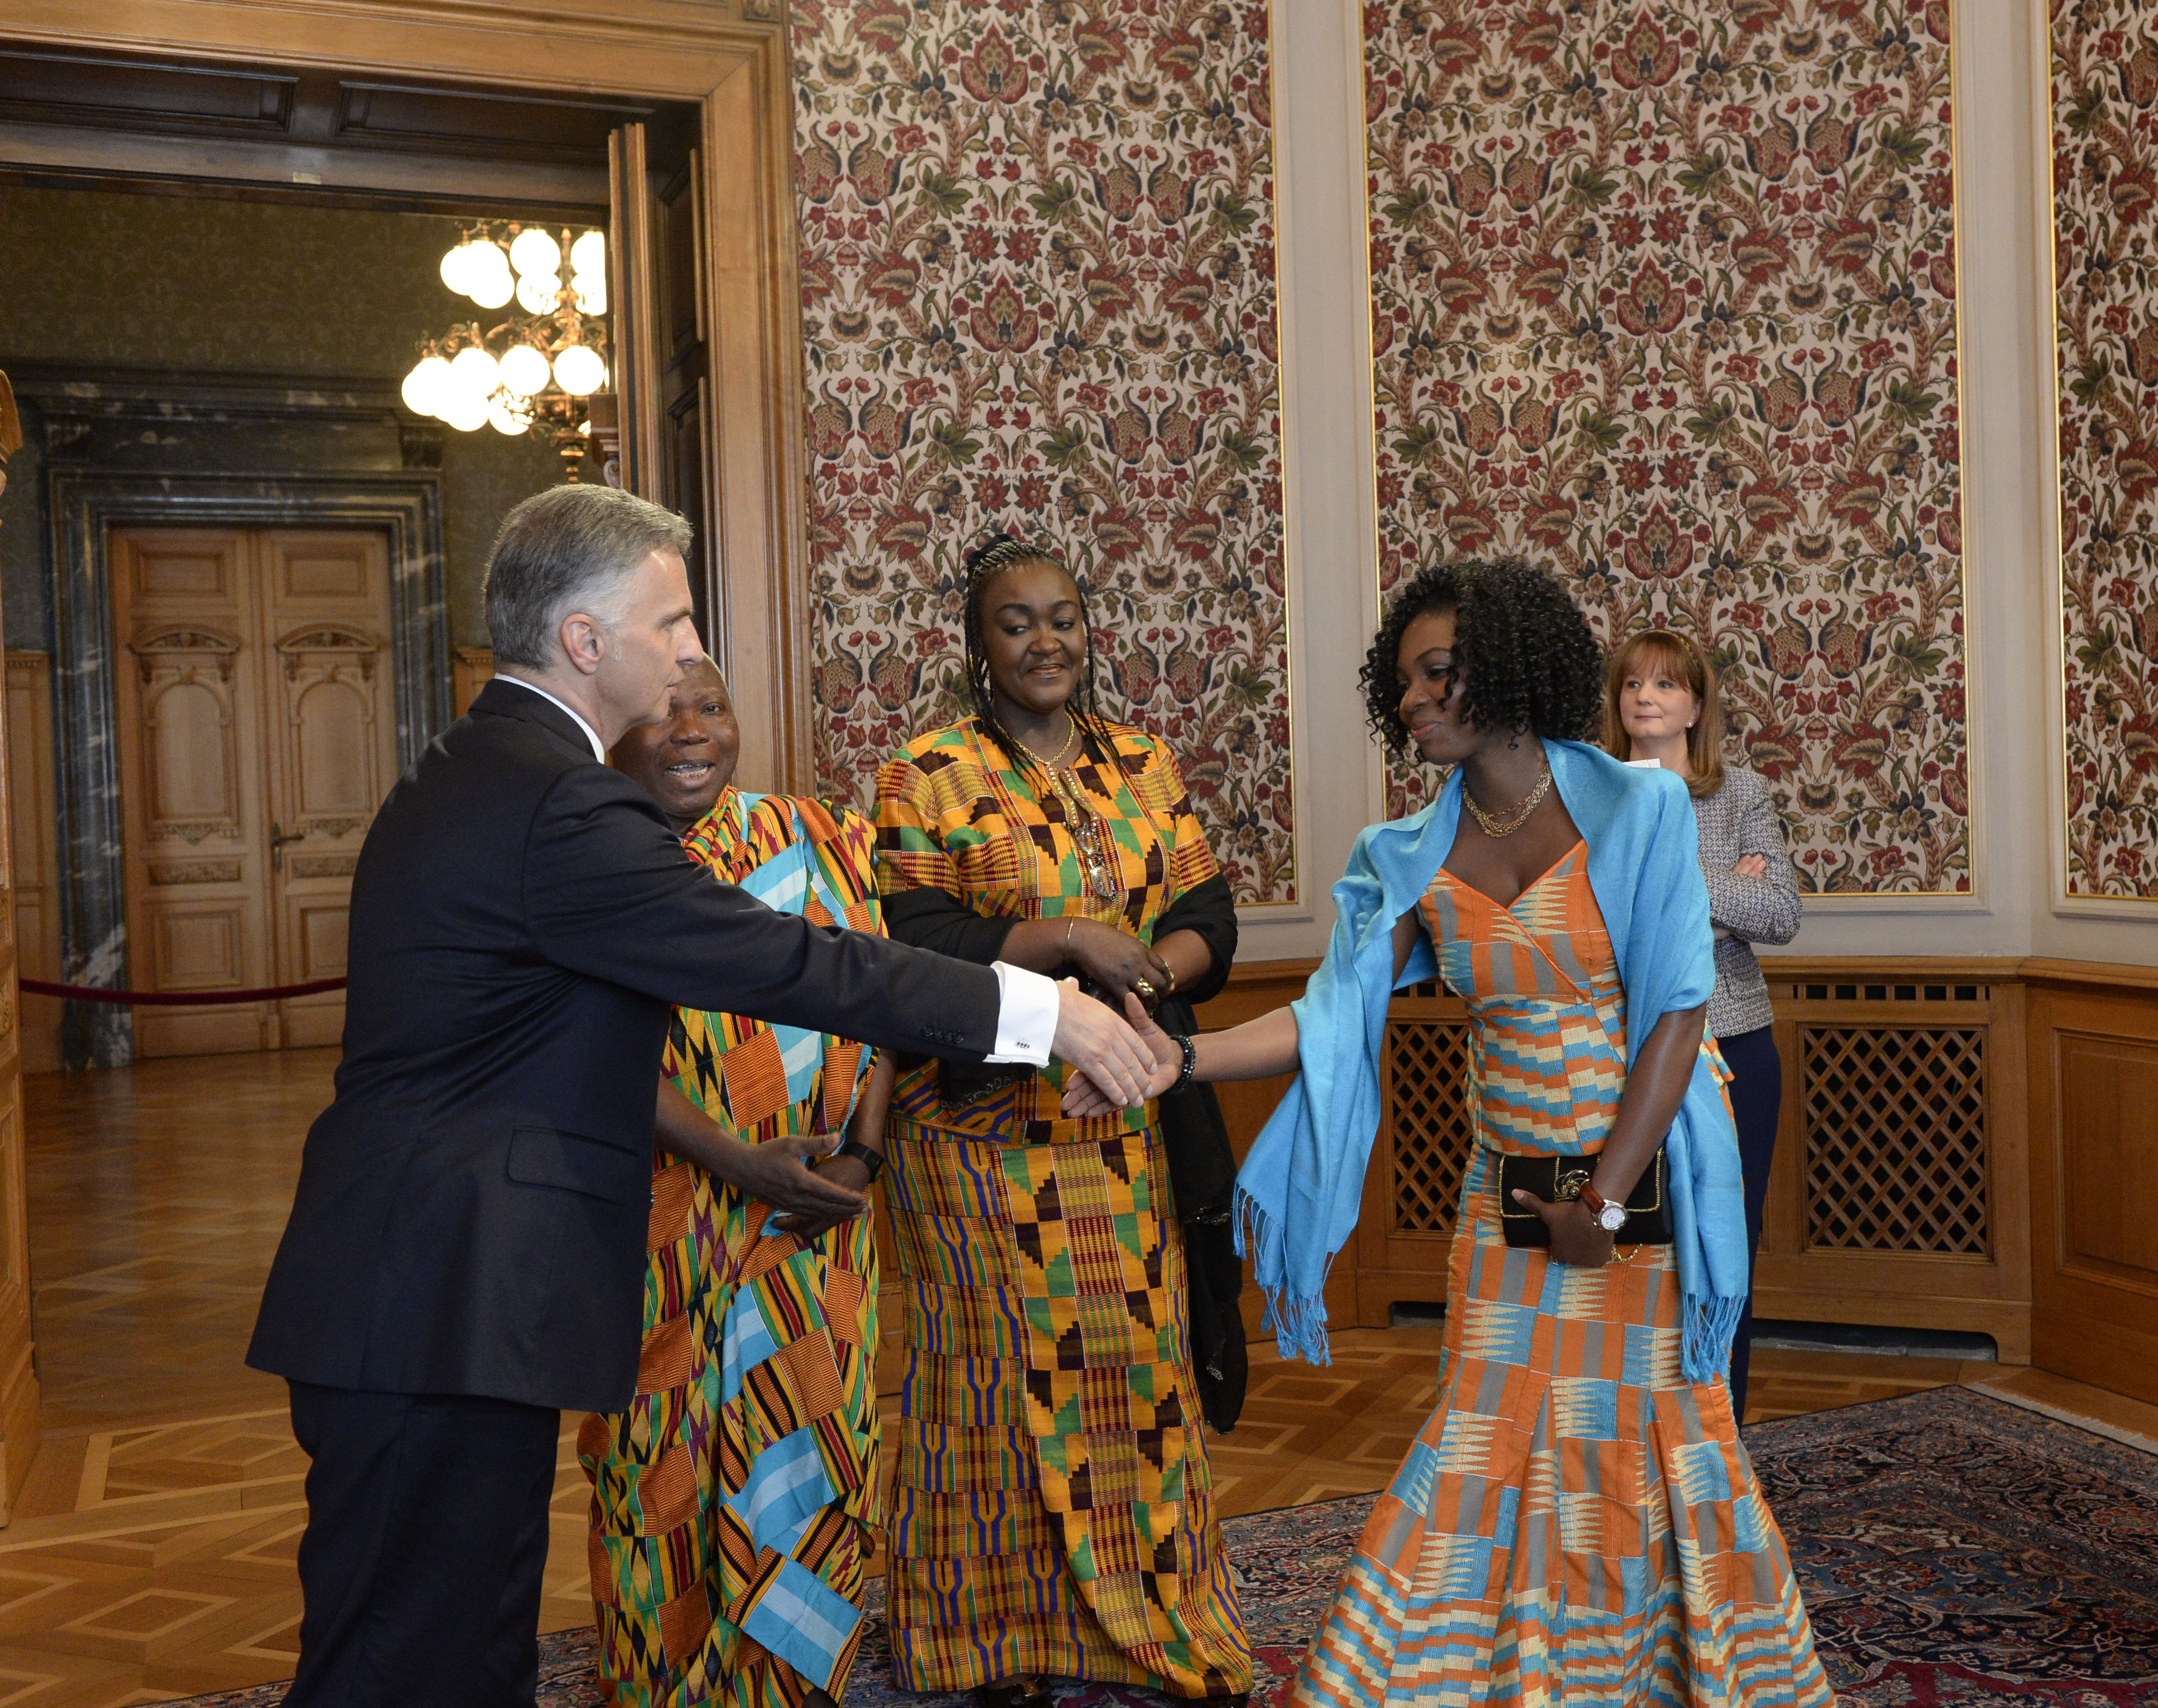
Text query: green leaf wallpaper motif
790 0 1294 905
1364 0 1969 896
2051 0 2158 900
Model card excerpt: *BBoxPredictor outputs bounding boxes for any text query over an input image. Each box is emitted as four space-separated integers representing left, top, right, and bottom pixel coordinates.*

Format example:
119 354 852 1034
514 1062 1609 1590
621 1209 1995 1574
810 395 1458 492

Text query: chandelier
401 223 610 479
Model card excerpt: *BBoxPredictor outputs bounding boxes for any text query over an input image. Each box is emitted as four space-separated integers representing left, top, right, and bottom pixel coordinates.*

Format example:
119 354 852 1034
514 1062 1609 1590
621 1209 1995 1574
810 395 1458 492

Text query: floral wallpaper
2051 0 2158 901
1364 0 1969 894
790 0 1293 904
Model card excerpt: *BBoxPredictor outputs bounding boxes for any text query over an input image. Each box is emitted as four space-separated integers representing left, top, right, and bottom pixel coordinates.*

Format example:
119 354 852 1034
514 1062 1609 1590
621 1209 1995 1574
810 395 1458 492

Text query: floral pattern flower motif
1364 0 1969 895
2052 0 2158 900
791 0 1294 904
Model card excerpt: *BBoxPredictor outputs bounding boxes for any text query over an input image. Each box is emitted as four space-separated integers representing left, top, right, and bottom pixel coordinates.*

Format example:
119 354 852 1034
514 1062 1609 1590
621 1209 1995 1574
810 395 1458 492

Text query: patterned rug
171 1387 2158 1707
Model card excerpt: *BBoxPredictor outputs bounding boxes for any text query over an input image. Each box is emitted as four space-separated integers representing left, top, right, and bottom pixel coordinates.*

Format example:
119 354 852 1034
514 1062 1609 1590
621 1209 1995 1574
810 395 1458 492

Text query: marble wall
0 184 568 653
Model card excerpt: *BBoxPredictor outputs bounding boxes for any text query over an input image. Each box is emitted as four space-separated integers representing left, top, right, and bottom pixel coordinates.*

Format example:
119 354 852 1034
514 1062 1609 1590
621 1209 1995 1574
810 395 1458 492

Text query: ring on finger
1132 977 1156 1000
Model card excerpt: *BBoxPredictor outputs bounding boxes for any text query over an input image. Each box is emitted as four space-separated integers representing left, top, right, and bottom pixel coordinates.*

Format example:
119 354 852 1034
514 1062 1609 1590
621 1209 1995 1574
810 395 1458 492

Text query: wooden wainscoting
2023 960 2158 1407
1214 954 2052 1366
1356 980 1470 1326
1138 951 2155 1404
1356 958 2033 1357
453 646 497 717
1751 959 2031 1362
4 654 61 1074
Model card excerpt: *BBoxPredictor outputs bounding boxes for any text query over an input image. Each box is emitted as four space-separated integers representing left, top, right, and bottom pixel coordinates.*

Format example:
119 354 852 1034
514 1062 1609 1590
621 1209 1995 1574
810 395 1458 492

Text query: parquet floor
1 1049 2151 1706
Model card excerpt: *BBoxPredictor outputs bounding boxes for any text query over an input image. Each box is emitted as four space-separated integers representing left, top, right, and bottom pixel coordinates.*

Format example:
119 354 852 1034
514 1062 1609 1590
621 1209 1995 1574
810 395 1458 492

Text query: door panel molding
50 471 442 1066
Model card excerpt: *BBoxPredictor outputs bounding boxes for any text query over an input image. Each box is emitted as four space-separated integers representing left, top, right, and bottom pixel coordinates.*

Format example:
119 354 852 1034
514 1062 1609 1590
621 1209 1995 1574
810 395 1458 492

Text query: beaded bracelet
1172 1032 1197 1092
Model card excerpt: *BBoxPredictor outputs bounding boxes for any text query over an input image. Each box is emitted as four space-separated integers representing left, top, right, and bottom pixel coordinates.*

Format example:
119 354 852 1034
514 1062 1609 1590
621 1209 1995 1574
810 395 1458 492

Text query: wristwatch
824 1138 884 1184
1578 1180 1628 1234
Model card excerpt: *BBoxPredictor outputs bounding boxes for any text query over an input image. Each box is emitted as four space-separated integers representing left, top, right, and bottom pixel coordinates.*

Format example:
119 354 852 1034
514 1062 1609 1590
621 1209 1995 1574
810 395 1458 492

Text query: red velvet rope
19 977 348 1007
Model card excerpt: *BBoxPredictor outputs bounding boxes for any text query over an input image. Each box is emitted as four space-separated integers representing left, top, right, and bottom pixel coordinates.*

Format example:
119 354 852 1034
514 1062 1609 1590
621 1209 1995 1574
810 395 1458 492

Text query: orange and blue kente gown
1294 842 1834 1708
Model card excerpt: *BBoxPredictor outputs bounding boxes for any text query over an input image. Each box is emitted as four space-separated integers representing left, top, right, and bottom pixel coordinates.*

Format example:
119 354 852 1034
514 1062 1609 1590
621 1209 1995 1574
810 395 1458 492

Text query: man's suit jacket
247 680 1001 1413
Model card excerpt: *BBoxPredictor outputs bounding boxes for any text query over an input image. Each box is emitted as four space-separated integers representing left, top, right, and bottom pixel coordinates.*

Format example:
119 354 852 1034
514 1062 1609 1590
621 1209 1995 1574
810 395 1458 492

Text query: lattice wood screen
1382 1020 1474 1233
1801 1025 1989 1255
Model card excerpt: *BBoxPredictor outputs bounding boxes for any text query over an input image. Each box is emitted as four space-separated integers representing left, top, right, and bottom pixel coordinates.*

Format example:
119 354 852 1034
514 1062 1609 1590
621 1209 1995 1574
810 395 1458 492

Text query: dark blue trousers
1718 1025 1783 1422
281 1381 558 1708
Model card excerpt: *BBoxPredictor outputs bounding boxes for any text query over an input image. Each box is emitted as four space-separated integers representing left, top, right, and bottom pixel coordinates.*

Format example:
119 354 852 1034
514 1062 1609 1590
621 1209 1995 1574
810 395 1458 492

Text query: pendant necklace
1463 763 1553 838
1043 748 1123 902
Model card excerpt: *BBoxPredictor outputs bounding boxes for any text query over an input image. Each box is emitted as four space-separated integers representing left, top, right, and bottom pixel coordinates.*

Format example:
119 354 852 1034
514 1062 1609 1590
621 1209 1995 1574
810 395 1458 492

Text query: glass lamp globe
448 345 501 400
488 397 530 436
569 230 606 277
515 270 563 315
439 387 490 433
401 355 453 417
508 227 562 279
553 343 606 395
464 247 513 310
439 241 478 295
498 344 551 397
572 272 608 314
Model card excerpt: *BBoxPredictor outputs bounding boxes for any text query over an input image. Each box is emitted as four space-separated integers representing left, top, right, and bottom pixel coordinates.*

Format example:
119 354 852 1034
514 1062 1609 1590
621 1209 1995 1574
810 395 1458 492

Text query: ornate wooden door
110 527 397 1057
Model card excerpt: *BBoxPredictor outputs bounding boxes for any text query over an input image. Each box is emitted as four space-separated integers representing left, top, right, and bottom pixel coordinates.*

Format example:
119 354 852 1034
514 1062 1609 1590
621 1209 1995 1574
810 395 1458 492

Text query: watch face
1597 1204 1628 1232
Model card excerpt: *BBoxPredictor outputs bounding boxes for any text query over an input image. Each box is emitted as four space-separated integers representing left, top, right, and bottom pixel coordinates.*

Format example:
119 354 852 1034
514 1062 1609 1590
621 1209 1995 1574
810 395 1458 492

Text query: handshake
1052 982 1181 1116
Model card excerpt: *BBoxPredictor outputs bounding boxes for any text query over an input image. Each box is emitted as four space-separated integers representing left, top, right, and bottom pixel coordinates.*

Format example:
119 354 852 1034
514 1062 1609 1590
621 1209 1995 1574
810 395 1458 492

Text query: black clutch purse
1498 1149 1672 1247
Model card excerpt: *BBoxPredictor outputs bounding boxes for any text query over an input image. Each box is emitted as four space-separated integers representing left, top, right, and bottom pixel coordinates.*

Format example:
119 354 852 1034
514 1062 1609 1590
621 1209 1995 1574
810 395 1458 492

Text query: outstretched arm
524 765 1156 1105
1061 905 1429 1115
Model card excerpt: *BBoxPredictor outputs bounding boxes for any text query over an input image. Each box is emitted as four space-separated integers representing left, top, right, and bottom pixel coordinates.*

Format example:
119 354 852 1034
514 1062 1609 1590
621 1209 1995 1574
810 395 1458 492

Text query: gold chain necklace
1463 764 1553 838
1025 715 1080 770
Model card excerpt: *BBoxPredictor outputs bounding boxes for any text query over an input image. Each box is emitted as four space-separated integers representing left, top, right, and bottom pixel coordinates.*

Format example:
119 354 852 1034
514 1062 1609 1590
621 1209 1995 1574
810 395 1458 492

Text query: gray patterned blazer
1692 764 1802 1039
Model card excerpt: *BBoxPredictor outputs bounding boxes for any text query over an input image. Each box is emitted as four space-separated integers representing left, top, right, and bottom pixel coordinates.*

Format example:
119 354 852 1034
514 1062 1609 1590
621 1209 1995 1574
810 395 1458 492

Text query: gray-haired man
247 485 1155 1707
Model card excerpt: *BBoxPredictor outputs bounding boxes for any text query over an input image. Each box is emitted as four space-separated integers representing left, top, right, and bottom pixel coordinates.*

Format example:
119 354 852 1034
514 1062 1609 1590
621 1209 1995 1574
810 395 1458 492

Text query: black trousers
1719 1025 1783 1423
282 1381 560 1708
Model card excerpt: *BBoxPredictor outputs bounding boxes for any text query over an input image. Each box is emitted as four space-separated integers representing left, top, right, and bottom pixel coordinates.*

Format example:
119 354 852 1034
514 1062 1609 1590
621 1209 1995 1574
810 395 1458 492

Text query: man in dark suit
247 485 1154 1707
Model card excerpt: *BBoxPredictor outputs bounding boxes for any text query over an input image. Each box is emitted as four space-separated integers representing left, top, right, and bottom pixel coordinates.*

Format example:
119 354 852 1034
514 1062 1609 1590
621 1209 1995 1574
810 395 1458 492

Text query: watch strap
1580 1180 1627 1230
832 1138 884 1183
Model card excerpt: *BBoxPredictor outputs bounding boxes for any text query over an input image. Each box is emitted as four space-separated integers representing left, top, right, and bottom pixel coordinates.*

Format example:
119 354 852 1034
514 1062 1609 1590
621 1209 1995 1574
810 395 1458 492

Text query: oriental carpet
164 1387 2158 1707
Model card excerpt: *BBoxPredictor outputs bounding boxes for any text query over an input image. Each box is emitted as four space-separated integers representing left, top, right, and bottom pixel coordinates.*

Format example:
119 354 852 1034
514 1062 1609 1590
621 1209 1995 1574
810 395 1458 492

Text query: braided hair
960 532 1115 771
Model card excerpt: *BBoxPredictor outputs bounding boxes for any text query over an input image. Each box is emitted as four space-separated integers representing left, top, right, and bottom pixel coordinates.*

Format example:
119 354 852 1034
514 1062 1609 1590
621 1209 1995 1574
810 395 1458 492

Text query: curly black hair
1360 557 1605 760
960 532 1114 771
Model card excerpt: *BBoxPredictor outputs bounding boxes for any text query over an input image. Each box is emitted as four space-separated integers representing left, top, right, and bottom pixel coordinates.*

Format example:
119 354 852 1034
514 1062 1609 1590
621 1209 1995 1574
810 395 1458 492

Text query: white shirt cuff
986 962 1058 1065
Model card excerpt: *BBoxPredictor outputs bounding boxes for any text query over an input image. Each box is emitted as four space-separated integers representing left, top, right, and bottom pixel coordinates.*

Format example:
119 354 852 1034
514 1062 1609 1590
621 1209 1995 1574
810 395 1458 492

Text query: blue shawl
1232 739 1750 1386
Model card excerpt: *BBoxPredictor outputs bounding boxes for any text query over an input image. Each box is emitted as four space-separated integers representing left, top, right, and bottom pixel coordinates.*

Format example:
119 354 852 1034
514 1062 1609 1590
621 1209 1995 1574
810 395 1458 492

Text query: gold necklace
1463 764 1553 838
1025 715 1080 770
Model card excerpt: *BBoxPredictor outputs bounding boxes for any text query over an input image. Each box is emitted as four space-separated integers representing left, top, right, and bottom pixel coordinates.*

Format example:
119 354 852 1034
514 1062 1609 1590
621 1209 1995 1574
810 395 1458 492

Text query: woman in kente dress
1067 561 1833 1707
580 657 897 1708
872 536 1252 1708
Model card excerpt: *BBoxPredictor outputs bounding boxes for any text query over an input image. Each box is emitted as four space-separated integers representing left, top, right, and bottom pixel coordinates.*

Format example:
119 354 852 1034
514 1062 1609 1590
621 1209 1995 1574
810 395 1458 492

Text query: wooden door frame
50 470 445 1066
4 0 817 800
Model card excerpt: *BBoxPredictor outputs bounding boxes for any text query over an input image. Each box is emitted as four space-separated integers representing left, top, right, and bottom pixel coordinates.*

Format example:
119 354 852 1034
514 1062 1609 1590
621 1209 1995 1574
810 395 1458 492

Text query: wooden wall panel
1357 988 1470 1328
1752 960 2031 1362
0 374 40 1514
5 655 61 1075
1221 954 2049 1368
451 646 495 718
2025 964 2158 1407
